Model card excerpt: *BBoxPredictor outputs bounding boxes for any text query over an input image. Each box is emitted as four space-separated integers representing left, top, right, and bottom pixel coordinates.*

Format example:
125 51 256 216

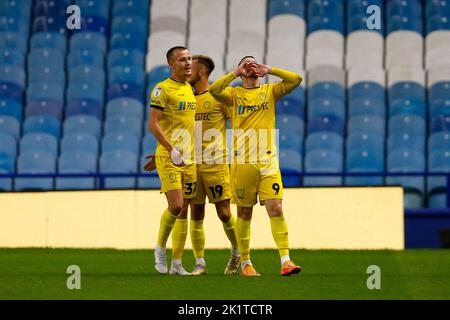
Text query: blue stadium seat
20 133 58 156
268 0 305 19
77 16 109 36
427 14 450 33
28 48 64 69
387 14 423 34
108 49 144 69
279 149 303 187
429 82 450 103
76 0 111 20
99 150 138 189
109 32 146 53
388 132 425 153
304 149 343 186
308 97 345 120
279 129 303 150
30 32 66 54
0 15 28 35
0 81 23 102
349 82 385 101
345 150 384 186
61 132 99 155
0 31 27 52
28 64 65 85
389 98 426 119
109 66 145 86
0 65 25 88
428 132 450 154
148 66 171 83
429 99 450 119
346 132 384 154
427 151 450 208
23 115 60 138
63 115 102 139
104 115 142 138
0 133 17 158
112 16 147 37
0 115 20 139
27 82 64 104
68 48 104 69
32 15 68 36
138 155 161 189
276 115 304 136
102 132 140 155
15 151 56 191
308 115 345 136
56 150 97 190
66 99 103 120
431 115 450 134
106 98 144 121
0 166 13 190
308 82 345 101
348 115 385 136
112 1 149 20
107 82 144 102
33 0 70 17
0 98 22 120
388 114 425 135
387 0 422 18
70 32 107 53
0 49 24 67
348 98 385 118
25 100 63 121
141 135 158 155
276 96 305 118
69 65 105 85
389 82 425 103
305 132 343 153
67 81 104 106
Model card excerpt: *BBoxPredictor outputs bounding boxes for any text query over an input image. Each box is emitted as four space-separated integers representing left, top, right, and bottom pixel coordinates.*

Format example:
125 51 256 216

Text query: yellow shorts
155 156 197 199
231 157 283 207
191 163 231 205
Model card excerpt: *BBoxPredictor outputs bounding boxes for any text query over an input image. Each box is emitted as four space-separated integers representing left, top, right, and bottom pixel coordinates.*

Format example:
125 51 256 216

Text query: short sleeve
149 84 167 110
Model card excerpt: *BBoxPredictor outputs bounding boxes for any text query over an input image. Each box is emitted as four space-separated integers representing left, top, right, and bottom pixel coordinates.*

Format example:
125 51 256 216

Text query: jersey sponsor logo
195 113 211 121
237 102 269 115
153 86 162 97
179 101 196 111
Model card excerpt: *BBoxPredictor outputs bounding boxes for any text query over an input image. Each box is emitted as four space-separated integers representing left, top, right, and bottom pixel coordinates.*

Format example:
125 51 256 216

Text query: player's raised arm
209 61 250 104
250 63 302 101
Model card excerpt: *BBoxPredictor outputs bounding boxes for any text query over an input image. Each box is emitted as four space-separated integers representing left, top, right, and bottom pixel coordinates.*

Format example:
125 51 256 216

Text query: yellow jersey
209 68 302 164
194 90 229 164
150 77 197 163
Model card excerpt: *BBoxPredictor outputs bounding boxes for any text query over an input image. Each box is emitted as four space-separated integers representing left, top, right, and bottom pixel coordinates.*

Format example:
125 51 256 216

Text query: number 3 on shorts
185 182 197 196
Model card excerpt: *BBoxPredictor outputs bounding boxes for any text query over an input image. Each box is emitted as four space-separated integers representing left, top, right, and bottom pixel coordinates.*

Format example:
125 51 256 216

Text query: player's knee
267 202 283 217
169 202 184 215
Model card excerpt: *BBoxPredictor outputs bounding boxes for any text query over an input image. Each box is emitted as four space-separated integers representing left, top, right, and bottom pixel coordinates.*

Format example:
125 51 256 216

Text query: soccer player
149 46 197 276
146 55 241 275
186 55 240 275
209 56 303 276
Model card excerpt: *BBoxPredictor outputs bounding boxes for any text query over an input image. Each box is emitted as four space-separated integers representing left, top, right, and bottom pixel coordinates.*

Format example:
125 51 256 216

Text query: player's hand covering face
248 63 271 77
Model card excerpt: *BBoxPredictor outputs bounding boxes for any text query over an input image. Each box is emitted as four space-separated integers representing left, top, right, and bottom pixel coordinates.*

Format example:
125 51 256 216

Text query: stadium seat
102 132 140 156
137 154 160 189
389 98 426 119
30 32 66 54
348 98 386 118
15 151 56 191
429 132 450 154
0 133 17 158
0 81 23 102
76 0 111 20
305 132 343 153
28 48 64 70
108 49 144 69
429 99 450 119
388 132 425 153
27 82 64 104
61 132 99 156
106 98 144 120
112 16 147 38
20 133 58 156
22 115 60 138
279 148 303 187
99 150 138 189
308 115 345 136
347 132 384 155
68 48 104 69
0 98 22 120
56 150 97 190
141 135 158 155
108 66 145 86
345 150 384 186
77 16 109 36
65 99 103 120
32 15 68 36
109 32 146 53
107 82 144 102
0 49 24 67
304 149 343 186
71 32 107 53
349 82 385 101
63 115 102 139
0 115 20 139
427 150 450 208
0 65 25 88
67 81 104 106
429 82 450 103
69 65 105 85
308 97 345 120
112 1 149 20
388 114 425 135
308 82 345 101
389 82 425 103
0 32 28 52
275 115 304 136
268 0 305 19
25 100 63 121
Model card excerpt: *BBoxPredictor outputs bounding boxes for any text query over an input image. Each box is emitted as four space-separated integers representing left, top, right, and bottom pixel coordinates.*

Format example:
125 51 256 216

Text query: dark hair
238 55 256 66
166 46 188 63
192 54 215 75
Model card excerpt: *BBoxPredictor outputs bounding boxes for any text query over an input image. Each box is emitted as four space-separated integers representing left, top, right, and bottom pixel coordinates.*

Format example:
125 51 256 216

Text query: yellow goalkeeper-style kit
192 90 231 205
209 68 302 207
150 77 197 198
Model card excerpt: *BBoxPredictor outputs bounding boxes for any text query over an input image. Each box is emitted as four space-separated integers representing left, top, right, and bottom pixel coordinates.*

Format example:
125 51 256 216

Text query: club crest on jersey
204 101 211 109
236 188 245 199
259 92 266 100
153 86 162 98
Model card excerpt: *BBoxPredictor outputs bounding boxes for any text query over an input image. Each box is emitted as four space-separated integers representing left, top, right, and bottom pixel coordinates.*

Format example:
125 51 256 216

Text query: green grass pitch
1 248 449 300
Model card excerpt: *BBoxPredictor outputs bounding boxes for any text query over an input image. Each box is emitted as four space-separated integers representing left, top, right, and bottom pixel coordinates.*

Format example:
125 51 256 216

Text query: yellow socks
270 216 290 258
156 209 177 248
171 218 188 260
222 214 239 253
235 217 251 262
190 219 205 260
